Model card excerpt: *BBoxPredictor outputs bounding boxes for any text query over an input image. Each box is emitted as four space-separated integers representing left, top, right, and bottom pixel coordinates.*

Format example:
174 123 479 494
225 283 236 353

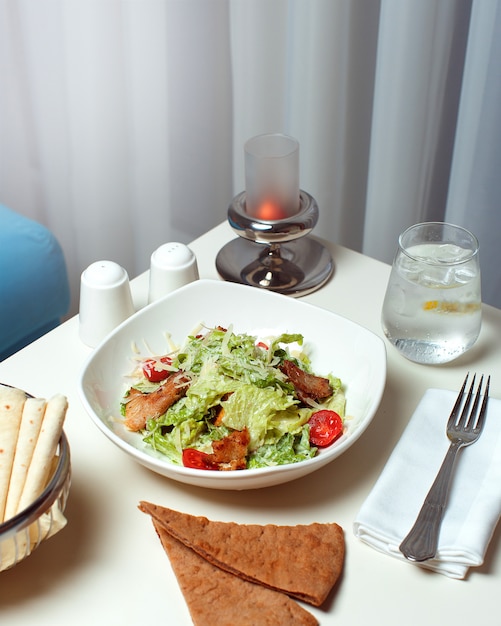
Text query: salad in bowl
121 325 346 471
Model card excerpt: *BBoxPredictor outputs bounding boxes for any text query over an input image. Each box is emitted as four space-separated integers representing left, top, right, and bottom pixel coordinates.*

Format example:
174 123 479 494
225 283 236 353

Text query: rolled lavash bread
3 397 46 521
0 385 26 522
16 393 68 515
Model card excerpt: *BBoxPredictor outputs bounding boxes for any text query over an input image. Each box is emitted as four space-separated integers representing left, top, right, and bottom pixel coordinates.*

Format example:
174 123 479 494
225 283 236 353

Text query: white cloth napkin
353 387 501 579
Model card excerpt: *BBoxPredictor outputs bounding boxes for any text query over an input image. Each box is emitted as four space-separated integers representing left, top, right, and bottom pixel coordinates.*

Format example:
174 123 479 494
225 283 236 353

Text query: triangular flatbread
152 520 319 626
139 502 344 607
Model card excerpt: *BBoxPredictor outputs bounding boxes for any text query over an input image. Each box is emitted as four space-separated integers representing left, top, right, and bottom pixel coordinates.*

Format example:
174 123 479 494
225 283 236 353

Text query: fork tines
448 373 490 431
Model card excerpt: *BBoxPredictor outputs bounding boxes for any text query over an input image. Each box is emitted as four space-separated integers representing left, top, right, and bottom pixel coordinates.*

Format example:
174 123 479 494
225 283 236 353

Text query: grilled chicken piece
124 372 190 431
279 359 333 404
208 428 250 470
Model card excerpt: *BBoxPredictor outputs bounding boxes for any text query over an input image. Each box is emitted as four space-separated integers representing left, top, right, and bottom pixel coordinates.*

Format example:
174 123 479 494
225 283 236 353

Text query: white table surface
1 221 500 626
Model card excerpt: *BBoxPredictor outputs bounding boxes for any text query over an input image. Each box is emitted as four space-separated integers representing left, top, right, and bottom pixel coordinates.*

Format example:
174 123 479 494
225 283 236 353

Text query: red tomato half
308 410 343 447
142 356 172 382
182 448 218 471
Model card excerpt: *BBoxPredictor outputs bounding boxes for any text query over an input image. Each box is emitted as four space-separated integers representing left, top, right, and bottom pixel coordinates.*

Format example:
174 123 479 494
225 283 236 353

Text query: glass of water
381 222 481 364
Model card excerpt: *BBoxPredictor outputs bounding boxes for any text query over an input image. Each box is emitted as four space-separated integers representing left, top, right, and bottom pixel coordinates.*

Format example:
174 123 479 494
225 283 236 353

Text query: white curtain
445 0 501 307
0 0 499 316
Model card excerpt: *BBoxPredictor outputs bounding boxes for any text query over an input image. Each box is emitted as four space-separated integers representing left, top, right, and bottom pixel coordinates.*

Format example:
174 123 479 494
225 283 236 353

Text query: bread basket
0 430 71 571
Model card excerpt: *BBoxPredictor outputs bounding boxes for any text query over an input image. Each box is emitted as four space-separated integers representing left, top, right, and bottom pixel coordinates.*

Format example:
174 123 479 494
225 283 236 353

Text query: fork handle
399 441 462 562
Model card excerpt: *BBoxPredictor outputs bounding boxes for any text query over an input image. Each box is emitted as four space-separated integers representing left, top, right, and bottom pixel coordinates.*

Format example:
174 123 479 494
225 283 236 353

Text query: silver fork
399 373 490 562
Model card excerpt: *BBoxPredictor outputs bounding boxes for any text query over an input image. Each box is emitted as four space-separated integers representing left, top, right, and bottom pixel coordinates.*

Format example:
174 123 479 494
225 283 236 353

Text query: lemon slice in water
423 301 480 314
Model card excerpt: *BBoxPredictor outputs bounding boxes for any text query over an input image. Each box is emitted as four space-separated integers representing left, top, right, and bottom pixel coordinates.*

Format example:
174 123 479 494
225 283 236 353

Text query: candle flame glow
255 200 289 221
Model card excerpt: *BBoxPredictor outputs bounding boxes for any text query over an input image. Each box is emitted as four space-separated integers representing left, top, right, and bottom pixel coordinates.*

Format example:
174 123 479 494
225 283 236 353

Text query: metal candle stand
215 189 333 297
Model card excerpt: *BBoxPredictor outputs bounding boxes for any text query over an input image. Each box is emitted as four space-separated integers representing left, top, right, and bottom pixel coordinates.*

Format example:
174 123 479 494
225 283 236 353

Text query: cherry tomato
308 410 343 447
141 356 172 382
182 448 218 470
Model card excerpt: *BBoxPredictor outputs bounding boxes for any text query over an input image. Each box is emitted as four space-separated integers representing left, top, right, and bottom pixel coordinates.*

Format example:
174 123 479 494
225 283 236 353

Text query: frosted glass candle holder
244 133 300 220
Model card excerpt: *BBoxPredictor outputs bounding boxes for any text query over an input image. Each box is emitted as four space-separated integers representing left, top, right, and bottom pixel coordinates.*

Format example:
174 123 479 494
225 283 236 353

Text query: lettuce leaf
220 384 298 451
248 430 317 468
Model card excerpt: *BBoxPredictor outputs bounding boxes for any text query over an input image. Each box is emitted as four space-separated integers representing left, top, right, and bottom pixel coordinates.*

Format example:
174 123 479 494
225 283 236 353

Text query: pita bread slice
139 502 344 607
3 397 46 520
152 520 319 626
0 385 26 521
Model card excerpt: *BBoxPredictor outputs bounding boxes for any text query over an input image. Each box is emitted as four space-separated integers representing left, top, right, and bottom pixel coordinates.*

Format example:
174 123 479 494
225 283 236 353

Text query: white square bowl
78 279 386 490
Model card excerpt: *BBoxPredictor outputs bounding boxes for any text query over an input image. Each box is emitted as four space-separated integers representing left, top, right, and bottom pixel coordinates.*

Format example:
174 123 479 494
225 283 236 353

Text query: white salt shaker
79 260 135 348
148 242 199 304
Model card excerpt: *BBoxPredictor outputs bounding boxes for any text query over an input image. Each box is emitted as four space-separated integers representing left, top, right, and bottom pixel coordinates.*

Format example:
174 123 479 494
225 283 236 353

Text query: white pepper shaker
148 242 199 304
79 260 135 348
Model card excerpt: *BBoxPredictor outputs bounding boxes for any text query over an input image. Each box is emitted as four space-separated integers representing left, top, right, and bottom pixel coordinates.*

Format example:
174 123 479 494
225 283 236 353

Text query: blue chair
0 204 70 360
